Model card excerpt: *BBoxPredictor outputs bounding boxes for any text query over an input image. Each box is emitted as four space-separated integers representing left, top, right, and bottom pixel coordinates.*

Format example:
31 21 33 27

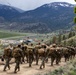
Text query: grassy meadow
0 30 27 39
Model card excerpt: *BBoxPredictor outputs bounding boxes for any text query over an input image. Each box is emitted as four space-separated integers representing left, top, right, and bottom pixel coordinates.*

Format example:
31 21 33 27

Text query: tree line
50 31 76 46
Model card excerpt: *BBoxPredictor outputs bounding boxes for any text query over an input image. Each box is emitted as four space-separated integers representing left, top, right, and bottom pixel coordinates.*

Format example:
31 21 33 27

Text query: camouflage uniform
14 57 21 73
28 49 34 67
18 44 25 64
13 48 22 73
3 57 11 71
3 48 11 71
40 57 45 69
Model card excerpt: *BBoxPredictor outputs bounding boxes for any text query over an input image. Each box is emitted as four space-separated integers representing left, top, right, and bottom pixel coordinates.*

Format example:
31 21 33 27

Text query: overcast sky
0 0 76 10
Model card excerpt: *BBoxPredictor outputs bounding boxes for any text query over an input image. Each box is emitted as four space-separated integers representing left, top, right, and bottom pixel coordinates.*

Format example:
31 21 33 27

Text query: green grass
0 30 26 39
68 71 76 75
61 35 76 42
61 35 76 46
43 58 76 75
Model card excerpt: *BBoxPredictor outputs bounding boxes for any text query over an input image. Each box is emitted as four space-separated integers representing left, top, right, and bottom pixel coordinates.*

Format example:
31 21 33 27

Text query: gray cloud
0 0 76 10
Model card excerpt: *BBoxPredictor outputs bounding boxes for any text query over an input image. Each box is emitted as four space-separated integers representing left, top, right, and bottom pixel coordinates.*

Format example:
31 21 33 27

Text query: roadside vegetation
42 58 76 75
49 31 76 46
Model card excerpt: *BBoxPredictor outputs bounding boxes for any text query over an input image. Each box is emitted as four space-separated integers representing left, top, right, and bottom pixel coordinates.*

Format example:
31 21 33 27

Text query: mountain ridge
0 2 75 33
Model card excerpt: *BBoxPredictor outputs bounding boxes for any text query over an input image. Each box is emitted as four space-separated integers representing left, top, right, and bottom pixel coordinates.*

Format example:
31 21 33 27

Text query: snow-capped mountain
43 2 74 8
0 2 75 33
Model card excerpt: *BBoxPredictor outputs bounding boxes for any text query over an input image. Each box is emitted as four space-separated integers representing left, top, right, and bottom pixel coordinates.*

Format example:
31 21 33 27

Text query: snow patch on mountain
42 2 74 8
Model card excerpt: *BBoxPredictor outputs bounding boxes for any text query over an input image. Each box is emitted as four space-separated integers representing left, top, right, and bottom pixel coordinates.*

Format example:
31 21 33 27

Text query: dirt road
0 58 66 75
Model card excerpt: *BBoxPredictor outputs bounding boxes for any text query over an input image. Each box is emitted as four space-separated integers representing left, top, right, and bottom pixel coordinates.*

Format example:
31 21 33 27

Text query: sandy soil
0 58 66 75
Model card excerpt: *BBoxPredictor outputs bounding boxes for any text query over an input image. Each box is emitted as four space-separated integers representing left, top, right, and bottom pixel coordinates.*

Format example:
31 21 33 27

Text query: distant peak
42 2 74 8
0 4 24 13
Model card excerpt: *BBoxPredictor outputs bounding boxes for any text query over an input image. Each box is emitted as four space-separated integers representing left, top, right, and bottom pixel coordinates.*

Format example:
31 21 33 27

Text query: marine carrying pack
13 48 21 58
4 47 11 57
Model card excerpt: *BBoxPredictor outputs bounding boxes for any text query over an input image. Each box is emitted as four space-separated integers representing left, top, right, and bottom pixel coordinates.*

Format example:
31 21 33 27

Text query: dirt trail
0 58 66 75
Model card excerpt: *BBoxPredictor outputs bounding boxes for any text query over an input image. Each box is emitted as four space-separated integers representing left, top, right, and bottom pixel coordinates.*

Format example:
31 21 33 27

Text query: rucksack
4 47 11 57
13 48 21 58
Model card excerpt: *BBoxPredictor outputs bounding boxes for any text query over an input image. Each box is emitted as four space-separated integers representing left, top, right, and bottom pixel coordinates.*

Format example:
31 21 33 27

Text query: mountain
0 2 75 33
12 2 75 33
12 7 24 13
0 4 23 20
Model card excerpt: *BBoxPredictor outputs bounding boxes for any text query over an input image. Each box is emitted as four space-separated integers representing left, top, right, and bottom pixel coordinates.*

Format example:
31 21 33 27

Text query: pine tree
62 35 66 40
52 36 57 44
68 39 74 46
63 40 67 47
74 0 76 2
58 34 62 45
72 32 75 36
68 32 73 38
74 17 76 23
74 7 76 13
